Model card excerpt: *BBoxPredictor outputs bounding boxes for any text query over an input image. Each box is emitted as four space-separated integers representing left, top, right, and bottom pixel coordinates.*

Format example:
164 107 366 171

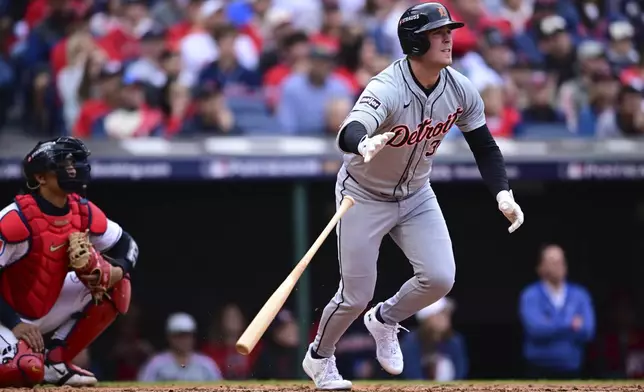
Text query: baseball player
0 137 137 387
302 3 524 390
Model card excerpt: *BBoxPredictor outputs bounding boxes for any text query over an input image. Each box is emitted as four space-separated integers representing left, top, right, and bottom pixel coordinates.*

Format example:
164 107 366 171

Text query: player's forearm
339 121 368 154
462 124 509 195
0 295 22 329
103 231 138 274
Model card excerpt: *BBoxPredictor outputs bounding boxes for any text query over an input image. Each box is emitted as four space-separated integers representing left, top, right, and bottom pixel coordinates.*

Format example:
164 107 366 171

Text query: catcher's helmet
22 136 92 194
398 2 464 56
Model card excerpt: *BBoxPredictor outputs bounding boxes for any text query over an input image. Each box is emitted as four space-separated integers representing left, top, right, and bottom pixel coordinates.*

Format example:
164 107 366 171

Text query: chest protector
0 194 107 320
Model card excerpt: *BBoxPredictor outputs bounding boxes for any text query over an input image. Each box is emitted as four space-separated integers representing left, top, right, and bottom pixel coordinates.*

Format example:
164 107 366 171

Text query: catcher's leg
33 272 131 386
0 325 44 387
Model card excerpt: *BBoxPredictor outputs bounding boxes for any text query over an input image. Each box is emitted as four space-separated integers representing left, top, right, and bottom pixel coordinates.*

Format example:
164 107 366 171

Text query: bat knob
343 195 356 207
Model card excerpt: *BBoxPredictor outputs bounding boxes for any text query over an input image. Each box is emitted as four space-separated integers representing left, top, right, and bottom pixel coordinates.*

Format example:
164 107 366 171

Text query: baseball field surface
20 380 644 392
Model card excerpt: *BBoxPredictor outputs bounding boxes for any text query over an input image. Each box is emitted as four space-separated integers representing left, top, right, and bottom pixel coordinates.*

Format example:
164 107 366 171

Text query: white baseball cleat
364 302 407 375
302 344 353 390
44 361 98 387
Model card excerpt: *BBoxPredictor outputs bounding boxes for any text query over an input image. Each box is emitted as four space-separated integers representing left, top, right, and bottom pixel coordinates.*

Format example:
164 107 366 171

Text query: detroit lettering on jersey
387 108 464 156
337 58 486 198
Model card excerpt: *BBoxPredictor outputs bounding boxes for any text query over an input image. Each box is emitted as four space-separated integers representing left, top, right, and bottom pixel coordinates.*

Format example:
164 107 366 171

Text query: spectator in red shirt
256 7 296 74
310 0 343 49
90 72 165 138
335 26 391 98
50 7 93 77
73 60 123 138
88 0 125 38
621 55 644 89
263 31 310 112
96 0 155 62
56 29 101 132
201 303 258 380
440 0 483 57
165 0 203 52
480 83 521 138
24 0 89 30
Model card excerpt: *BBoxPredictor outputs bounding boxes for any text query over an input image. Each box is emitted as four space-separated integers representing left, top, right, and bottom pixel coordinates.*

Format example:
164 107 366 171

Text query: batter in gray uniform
302 3 525 390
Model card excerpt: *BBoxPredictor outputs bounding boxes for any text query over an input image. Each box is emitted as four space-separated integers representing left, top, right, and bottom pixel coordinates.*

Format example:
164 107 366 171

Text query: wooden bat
235 195 356 355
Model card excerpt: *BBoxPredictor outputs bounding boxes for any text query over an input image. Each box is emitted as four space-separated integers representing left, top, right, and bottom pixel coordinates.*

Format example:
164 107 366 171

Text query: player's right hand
358 132 395 163
12 323 44 353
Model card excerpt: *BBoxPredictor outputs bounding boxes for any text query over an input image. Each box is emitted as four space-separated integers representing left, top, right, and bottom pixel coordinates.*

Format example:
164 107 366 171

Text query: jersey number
425 140 442 157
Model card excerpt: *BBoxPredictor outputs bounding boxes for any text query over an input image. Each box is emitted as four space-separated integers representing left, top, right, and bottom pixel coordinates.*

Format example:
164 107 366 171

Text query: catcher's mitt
67 231 113 302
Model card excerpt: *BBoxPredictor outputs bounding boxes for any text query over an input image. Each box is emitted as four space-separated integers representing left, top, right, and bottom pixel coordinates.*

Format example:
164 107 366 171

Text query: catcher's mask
22 137 92 195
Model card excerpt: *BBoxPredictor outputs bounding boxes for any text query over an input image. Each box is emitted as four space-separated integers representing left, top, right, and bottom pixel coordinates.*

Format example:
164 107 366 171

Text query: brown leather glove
67 231 113 302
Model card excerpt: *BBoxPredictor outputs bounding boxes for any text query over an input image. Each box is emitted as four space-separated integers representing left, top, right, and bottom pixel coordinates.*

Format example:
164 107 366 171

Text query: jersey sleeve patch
87 201 108 236
0 210 30 244
359 96 381 110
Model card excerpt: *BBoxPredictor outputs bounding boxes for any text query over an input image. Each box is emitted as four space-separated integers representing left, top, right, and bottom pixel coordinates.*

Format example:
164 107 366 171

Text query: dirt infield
18 382 644 392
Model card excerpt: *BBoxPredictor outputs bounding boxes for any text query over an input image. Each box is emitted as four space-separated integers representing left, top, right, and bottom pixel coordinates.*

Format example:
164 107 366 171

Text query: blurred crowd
1 0 644 139
75 243 644 382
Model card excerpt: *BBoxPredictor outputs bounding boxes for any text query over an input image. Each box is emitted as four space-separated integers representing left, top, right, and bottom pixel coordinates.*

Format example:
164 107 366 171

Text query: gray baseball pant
312 177 455 357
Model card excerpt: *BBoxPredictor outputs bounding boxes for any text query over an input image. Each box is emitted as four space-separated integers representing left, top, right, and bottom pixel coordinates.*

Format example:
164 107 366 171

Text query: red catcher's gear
0 340 44 387
47 277 131 364
0 194 107 319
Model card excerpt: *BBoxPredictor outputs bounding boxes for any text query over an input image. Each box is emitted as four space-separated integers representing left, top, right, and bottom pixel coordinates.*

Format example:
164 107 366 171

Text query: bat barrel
235 343 251 356
234 195 355 355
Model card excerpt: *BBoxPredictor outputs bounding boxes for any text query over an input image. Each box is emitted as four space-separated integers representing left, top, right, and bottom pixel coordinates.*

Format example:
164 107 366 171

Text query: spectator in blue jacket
400 297 468 381
276 41 352 135
519 244 595 379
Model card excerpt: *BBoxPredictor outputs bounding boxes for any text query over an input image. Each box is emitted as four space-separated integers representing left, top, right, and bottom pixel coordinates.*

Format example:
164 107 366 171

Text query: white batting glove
358 132 395 163
496 190 524 234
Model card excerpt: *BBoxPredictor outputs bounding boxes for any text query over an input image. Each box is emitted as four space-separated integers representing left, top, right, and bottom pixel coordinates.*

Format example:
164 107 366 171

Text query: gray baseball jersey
336 57 485 199
310 58 487 360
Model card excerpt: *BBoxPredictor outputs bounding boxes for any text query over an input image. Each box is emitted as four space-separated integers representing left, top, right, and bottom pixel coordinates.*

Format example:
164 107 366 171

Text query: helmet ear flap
404 31 430 56
413 32 430 55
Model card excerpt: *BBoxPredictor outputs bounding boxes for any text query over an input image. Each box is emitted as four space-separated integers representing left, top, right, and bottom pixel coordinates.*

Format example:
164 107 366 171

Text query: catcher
0 136 137 387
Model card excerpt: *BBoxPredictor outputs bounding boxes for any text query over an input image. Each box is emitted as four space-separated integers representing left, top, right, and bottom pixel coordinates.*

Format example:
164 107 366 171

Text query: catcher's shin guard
0 340 44 387
46 277 131 363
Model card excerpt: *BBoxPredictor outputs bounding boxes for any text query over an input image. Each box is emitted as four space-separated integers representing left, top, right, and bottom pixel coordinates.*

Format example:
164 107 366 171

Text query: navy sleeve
0 295 21 329
339 121 368 154
462 124 510 195
103 231 138 274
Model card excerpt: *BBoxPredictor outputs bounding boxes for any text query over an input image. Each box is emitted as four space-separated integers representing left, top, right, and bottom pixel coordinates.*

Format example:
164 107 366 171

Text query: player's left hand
496 190 524 233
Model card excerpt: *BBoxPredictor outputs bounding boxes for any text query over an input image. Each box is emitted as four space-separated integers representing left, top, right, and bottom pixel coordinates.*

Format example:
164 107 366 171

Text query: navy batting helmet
22 136 92 194
398 2 464 56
